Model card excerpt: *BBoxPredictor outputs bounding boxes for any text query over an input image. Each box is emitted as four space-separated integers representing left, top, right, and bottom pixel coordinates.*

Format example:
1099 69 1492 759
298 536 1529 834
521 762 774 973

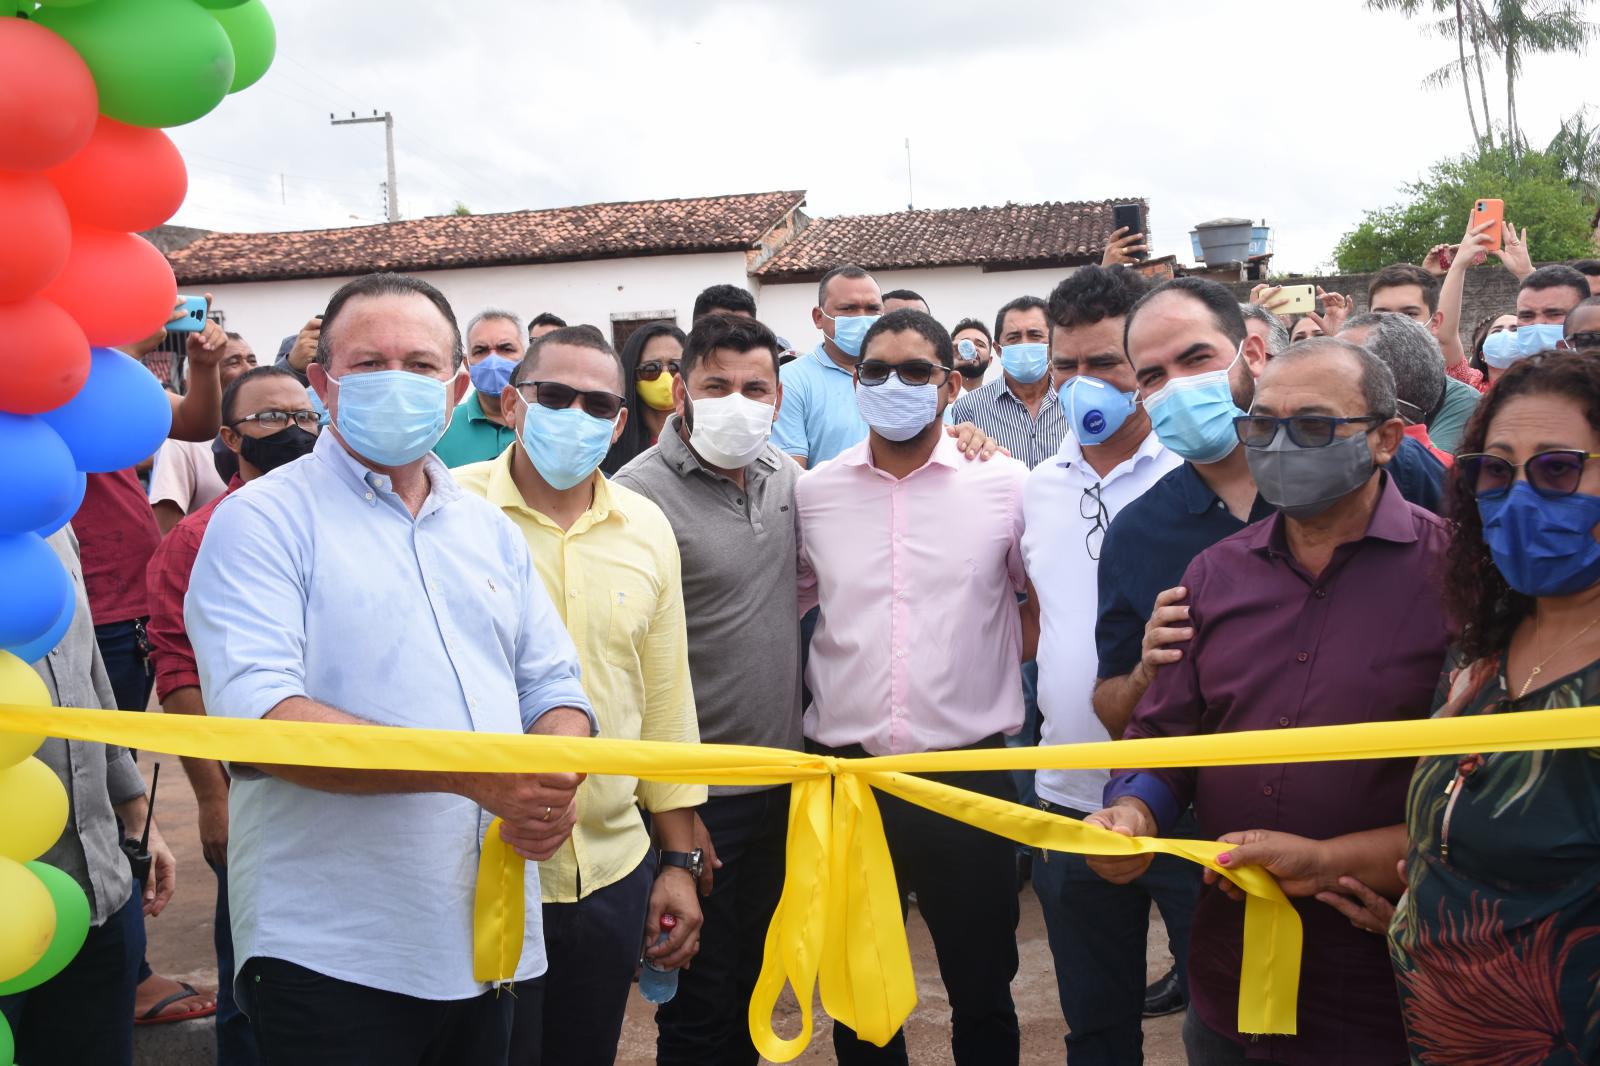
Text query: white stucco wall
752 264 1083 351
190 250 752 353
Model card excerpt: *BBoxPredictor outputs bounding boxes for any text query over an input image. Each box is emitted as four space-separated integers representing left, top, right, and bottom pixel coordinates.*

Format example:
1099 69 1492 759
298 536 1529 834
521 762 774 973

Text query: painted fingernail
1218 853 1232 866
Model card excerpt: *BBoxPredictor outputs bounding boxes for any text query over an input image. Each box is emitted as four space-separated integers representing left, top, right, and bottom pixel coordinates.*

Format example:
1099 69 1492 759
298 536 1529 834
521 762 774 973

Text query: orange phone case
1474 199 1504 251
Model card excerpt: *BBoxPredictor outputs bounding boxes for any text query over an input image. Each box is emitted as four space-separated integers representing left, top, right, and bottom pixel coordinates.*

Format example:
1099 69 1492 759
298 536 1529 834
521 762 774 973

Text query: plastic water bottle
638 914 679 1004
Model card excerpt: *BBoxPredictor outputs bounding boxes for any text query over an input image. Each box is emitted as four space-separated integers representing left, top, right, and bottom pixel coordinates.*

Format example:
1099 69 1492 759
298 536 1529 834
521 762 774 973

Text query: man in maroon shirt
1086 337 1454 1065
146 365 320 1065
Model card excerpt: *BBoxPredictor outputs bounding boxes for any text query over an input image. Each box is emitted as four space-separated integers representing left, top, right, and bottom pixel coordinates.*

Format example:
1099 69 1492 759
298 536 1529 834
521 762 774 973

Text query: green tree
1367 0 1487 147
1546 108 1600 205
1334 145 1595 271
1480 1 1596 156
451 201 473 216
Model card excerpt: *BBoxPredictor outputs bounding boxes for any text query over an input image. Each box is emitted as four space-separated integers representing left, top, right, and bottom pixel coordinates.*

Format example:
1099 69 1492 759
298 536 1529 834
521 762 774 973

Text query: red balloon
0 172 71 302
0 19 99 172
0 298 91 415
46 117 187 232
38 226 176 348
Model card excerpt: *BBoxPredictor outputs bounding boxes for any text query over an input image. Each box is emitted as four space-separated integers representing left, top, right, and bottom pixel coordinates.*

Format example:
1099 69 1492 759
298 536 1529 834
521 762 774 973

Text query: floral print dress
1390 652 1600 1065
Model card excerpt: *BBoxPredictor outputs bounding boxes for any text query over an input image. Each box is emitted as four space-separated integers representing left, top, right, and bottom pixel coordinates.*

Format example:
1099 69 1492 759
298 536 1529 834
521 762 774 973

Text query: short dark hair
882 288 929 311
1520 263 1590 306
315 272 464 369
1047 265 1150 330
1125 277 1247 354
222 364 302 425
1569 294 1600 338
993 295 1048 344
817 264 871 308
1272 335 1398 422
692 284 757 322
528 312 567 331
1368 264 1440 316
515 325 625 393
683 313 781 380
1572 259 1600 278
224 330 244 343
950 317 991 343
861 308 955 368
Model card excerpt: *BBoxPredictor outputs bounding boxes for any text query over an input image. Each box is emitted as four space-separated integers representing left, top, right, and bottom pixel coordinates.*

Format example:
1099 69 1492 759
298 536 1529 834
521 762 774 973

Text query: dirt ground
143 752 1186 1064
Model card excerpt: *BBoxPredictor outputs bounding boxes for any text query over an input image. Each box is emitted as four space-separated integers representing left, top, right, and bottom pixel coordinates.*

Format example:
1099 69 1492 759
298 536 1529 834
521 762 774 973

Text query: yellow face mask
636 371 677 412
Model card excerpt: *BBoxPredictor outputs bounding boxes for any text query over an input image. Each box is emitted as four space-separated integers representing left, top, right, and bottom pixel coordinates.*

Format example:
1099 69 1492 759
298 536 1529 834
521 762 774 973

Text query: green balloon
0 1010 12 1066
193 0 252 6
210 0 274 93
0 862 89 996
33 0 236 128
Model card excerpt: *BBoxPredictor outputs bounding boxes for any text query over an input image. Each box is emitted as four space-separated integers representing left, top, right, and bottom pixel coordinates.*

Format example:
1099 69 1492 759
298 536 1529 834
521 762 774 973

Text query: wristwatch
659 848 704 881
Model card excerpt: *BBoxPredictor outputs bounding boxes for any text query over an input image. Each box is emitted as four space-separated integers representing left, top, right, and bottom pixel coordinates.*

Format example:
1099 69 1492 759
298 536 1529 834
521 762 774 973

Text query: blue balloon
5 592 74 664
34 470 86 539
0 533 73 649
40 348 172 474
0 413 78 535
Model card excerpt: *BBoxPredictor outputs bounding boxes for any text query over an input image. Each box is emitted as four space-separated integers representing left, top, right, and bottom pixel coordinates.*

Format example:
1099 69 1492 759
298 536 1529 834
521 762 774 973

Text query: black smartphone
1112 203 1147 260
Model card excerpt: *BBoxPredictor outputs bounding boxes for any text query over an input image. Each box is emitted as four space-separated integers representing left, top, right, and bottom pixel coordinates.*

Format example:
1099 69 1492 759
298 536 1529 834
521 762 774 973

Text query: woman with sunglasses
1379 350 1600 1062
601 322 686 476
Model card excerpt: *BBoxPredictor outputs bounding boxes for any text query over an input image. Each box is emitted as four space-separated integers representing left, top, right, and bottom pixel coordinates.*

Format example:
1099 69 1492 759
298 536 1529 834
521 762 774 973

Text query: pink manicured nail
1218 853 1232 866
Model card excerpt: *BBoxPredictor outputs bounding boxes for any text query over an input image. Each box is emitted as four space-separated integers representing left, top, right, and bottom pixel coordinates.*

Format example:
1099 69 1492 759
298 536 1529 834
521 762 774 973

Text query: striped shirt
949 378 1068 470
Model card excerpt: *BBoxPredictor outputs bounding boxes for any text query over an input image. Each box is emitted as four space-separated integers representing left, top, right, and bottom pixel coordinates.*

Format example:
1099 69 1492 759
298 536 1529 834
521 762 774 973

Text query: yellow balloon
0 652 48 769
0 757 67 862
0 857 54 984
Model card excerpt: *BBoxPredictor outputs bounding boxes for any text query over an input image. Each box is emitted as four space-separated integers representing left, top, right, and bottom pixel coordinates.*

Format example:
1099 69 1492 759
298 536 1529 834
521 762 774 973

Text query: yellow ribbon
5 702 1599 1059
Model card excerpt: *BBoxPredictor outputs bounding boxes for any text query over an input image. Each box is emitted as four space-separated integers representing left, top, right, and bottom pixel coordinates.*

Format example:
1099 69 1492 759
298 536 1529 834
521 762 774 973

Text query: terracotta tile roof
752 199 1145 279
166 190 807 284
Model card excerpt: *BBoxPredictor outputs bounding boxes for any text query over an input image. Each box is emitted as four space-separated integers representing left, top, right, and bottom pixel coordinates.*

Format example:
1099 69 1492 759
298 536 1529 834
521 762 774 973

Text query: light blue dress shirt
185 432 594 1004
772 344 868 466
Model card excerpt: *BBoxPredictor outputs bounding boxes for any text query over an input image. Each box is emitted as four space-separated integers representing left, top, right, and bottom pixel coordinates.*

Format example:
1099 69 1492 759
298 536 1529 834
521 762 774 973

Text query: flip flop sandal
135 981 218 1025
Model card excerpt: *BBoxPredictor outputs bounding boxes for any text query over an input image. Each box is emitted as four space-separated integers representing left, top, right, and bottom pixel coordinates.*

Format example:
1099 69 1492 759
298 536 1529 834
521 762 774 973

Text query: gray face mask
1246 427 1376 520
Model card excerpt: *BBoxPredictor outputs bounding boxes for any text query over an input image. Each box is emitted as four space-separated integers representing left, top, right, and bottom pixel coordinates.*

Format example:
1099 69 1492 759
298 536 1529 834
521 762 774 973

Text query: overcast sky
166 0 1598 274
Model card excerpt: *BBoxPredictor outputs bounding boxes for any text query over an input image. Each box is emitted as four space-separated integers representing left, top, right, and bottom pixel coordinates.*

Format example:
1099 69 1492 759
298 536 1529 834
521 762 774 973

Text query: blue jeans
0 881 141 1066
209 859 260 1066
96 618 157 989
1033 804 1201 1066
1004 661 1041 809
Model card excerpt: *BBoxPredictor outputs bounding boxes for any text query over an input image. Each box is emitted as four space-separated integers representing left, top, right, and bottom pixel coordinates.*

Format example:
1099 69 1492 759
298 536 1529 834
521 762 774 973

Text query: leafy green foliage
1334 145 1596 272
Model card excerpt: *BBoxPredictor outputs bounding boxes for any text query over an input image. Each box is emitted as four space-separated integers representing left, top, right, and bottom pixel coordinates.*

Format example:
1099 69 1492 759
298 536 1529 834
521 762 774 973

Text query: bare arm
153 500 186 537
1091 669 1151 739
1211 824 1410 900
1090 585 1193 738
161 686 229 803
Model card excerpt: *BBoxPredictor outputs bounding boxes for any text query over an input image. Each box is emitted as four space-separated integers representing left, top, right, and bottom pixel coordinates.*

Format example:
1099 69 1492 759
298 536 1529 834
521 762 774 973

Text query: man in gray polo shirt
615 313 801 1066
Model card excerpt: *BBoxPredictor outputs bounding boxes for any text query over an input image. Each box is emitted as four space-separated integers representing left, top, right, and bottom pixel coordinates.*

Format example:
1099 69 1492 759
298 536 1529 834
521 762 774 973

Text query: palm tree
1546 108 1600 205
1369 0 1487 147
1479 1 1598 157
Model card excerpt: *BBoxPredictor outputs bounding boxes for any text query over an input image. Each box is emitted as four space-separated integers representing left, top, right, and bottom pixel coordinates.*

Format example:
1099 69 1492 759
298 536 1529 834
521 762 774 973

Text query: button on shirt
1106 473 1454 1064
432 391 518 468
796 435 1030 755
33 527 145 926
615 417 804 795
1022 428 1180 813
185 432 594 1002
949 377 1068 470
455 449 704 903
772 344 868 466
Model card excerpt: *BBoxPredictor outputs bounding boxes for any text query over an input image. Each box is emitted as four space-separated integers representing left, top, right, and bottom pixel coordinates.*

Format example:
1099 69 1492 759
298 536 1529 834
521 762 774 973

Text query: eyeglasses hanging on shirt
1080 482 1110 561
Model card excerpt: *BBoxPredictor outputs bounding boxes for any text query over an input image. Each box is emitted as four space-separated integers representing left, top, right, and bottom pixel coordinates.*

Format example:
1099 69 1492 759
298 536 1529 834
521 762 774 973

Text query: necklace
1516 610 1600 698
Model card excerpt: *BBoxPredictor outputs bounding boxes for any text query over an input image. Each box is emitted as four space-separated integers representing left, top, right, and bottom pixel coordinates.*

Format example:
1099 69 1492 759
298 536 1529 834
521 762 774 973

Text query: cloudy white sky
167 0 1598 273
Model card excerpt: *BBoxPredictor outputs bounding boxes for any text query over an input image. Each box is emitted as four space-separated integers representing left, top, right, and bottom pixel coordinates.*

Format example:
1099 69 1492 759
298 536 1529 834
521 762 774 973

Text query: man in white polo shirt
1023 265 1196 1065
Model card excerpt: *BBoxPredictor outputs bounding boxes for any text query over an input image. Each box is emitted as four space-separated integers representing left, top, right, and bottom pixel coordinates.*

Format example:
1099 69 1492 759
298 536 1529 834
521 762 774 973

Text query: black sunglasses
857 360 951 387
1233 414 1379 449
1456 450 1600 499
1560 332 1600 352
514 380 624 420
635 359 682 382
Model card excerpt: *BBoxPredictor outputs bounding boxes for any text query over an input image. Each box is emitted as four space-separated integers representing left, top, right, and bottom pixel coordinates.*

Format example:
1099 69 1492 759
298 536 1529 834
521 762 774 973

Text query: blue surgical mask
468 355 518 398
1482 329 1521 369
1000 342 1049 384
1142 342 1247 464
856 375 939 442
1479 482 1600 598
823 312 880 359
329 369 450 467
516 391 615 490
1516 323 1566 358
1060 374 1138 445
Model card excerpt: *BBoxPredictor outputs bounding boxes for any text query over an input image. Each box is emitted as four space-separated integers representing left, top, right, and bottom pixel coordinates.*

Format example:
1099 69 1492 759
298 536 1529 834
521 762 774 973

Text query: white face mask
688 392 775 469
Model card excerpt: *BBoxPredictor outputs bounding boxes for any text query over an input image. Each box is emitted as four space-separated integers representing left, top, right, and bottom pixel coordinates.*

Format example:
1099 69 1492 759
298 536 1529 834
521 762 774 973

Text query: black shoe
1143 967 1185 1018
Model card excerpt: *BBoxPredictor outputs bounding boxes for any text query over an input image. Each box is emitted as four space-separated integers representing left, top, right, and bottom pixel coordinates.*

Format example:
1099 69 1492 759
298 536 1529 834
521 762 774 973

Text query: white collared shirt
1021 426 1180 811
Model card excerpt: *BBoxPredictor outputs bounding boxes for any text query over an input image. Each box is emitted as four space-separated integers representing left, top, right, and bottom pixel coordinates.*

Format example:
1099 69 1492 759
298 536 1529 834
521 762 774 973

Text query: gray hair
1340 312 1441 424
466 308 525 340
1239 302 1291 356
1272 335 1398 422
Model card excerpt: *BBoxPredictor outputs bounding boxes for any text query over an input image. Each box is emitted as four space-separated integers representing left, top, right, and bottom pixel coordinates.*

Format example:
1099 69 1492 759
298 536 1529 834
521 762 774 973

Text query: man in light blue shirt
772 264 881 467
186 273 597 1066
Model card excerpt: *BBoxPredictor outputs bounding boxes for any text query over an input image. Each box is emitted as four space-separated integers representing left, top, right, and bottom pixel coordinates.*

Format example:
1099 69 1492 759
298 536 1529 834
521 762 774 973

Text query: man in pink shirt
795 308 1032 1066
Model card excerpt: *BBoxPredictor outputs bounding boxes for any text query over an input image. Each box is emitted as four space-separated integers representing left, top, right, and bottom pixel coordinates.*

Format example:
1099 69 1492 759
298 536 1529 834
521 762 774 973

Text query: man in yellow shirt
456 325 705 1066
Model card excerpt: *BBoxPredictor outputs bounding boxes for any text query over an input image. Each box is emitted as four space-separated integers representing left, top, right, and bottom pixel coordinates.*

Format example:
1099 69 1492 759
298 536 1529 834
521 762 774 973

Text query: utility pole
330 110 399 222
904 137 914 211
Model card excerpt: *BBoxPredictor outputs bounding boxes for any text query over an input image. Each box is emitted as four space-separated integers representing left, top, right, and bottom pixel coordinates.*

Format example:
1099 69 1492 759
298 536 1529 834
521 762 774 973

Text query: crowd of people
4 211 1600 1066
